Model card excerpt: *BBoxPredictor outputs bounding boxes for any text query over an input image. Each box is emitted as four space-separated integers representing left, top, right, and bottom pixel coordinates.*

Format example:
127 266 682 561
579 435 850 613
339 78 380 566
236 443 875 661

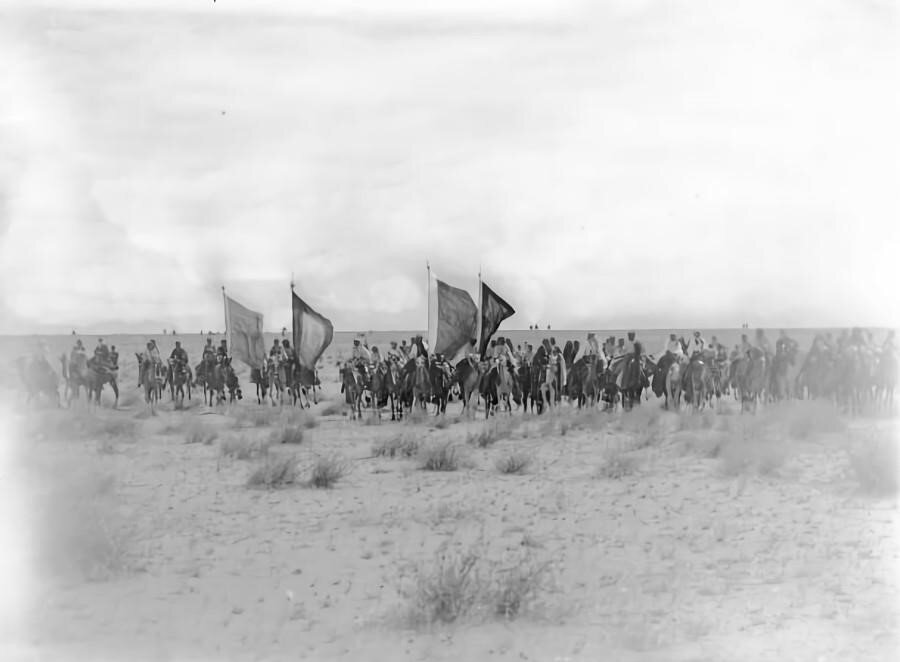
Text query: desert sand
1 332 897 662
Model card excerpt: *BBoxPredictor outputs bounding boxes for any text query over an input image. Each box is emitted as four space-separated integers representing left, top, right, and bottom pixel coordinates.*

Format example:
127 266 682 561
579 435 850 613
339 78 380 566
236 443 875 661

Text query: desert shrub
595 450 639 479
491 551 554 619
402 539 554 627
33 464 134 582
495 451 532 475
372 433 420 458
307 454 350 488
233 408 271 428
279 408 318 429
247 455 299 488
468 419 514 448
849 429 898 496
184 421 218 445
320 400 344 416
270 424 304 445
419 441 464 471
405 544 483 626
220 435 269 460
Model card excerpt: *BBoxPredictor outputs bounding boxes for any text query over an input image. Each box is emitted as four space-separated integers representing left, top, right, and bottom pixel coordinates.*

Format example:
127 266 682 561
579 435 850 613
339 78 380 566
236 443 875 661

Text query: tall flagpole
222 285 229 356
476 265 483 354
426 260 431 342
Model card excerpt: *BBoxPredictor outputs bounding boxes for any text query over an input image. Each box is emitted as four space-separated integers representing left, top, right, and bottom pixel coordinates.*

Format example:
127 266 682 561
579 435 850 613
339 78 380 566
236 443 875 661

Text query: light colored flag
427 267 477 359
224 294 267 367
292 290 334 369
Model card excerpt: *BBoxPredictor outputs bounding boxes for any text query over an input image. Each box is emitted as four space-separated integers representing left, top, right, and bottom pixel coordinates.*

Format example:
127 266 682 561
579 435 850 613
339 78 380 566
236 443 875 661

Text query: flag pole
426 260 431 342
476 265 483 355
222 285 229 357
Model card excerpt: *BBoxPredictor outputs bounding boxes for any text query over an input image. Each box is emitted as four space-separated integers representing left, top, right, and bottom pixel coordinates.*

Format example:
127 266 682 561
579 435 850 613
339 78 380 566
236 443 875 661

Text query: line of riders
337 326 897 419
16 326 896 417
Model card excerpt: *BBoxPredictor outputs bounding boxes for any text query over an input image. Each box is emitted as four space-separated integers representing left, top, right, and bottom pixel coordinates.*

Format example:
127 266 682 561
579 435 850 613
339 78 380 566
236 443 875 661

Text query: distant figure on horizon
71 329 76 336
547 324 551 330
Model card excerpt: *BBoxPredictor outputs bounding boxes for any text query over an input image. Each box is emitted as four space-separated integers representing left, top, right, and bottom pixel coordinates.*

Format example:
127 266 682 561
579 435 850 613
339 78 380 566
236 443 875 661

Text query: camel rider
269 339 286 367
71 339 87 364
352 339 371 364
94 338 110 366
882 330 896 357
775 330 796 356
465 338 481 366
687 331 705 360
282 339 296 363
387 341 403 363
398 340 411 361
613 338 626 358
202 338 215 362
626 331 639 355
740 334 753 358
216 339 228 363
586 332 602 358
753 329 772 361
370 346 382 366
663 333 683 357
170 341 188 367
436 353 452 380
522 343 534 366
845 327 867 354
550 346 567 400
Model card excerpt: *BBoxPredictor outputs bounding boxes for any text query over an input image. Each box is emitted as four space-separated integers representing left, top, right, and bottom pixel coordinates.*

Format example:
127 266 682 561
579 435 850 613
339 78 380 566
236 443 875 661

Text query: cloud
0 0 897 333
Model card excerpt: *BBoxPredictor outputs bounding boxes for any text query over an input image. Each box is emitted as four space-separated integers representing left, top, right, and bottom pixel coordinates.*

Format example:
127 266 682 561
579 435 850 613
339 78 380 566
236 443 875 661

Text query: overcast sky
1 0 897 334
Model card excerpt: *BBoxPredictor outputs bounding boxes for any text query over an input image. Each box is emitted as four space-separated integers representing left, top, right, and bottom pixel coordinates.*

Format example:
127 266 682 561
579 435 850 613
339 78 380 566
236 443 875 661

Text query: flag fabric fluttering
292 290 334 369
427 268 478 359
477 280 515 356
224 294 267 367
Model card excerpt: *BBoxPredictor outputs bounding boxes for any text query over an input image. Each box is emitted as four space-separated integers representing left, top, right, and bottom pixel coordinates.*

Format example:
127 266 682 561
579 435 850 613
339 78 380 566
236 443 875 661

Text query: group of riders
338 325 897 416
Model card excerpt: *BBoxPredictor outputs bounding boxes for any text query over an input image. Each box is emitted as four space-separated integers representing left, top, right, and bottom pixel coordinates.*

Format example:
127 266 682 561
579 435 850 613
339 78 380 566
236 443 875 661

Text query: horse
66 354 119 407
682 357 712 411
428 361 451 416
220 359 242 404
290 363 320 408
265 357 287 407
769 345 799 402
453 359 482 416
618 353 652 411
731 349 768 414
167 358 192 409
873 350 896 410
411 359 432 411
666 357 685 411
340 362 363 420
194 355 218 405
18 356 61 407
249 366 268 404
137 353 162 414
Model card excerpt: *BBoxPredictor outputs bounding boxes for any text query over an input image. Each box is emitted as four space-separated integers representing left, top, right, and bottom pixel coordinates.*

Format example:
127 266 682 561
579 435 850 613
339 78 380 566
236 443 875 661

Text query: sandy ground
1 339 898 662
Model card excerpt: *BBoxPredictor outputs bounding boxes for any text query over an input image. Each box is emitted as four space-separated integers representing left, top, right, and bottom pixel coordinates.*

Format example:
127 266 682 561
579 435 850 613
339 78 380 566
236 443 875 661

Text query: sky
0 0 897 334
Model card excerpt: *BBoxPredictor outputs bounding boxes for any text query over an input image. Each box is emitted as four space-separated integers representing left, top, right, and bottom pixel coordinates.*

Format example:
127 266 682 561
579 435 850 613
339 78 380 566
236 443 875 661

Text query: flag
427 269 477 359
477 280 515 356
292 291 334 369
224 295 267 367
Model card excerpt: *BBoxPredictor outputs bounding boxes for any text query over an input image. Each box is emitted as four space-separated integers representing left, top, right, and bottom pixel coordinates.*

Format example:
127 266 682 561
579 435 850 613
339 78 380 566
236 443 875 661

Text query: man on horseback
662 333 684 357
688 331 706 359
216 339 228 363
352 339 371 364
95 338 110 365
776 330 798 358
170 340 189 366
387 341 403 363
109 345 119 369
270 338 286 363
71 339 87 364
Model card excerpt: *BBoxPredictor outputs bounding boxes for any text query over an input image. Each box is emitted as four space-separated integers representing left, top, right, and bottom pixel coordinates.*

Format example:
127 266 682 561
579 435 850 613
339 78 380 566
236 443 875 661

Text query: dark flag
478 281 515 356
292 291 334 369
427 269 478 359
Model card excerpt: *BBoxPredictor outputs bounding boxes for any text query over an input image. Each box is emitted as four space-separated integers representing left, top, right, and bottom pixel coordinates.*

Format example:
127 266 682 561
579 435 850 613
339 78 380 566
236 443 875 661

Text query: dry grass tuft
495 451 533 475
401 538 555 627
184 421 218 445
467 419 515 448
220 435 270 460
247 454 299 488
33 462 135 582
307 454 351 488
320 400 344 416
233 408 271 428
419 441 465 471
849 428 898 496
270 424 305 445
279 408 319 429
372 432 420 458
595 450 640 479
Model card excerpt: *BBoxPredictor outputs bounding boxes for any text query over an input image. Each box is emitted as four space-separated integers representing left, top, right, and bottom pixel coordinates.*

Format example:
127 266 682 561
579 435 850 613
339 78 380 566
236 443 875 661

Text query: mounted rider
775 330 798 360
387 341 404 364
687 331 706 361
169 340 189 367
755 329 772 359
202 338 216 362
109 345 119 370
95 338 110 365
662 333 684 358
216 339 229 363
139 339 163 386
70 339 87 364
